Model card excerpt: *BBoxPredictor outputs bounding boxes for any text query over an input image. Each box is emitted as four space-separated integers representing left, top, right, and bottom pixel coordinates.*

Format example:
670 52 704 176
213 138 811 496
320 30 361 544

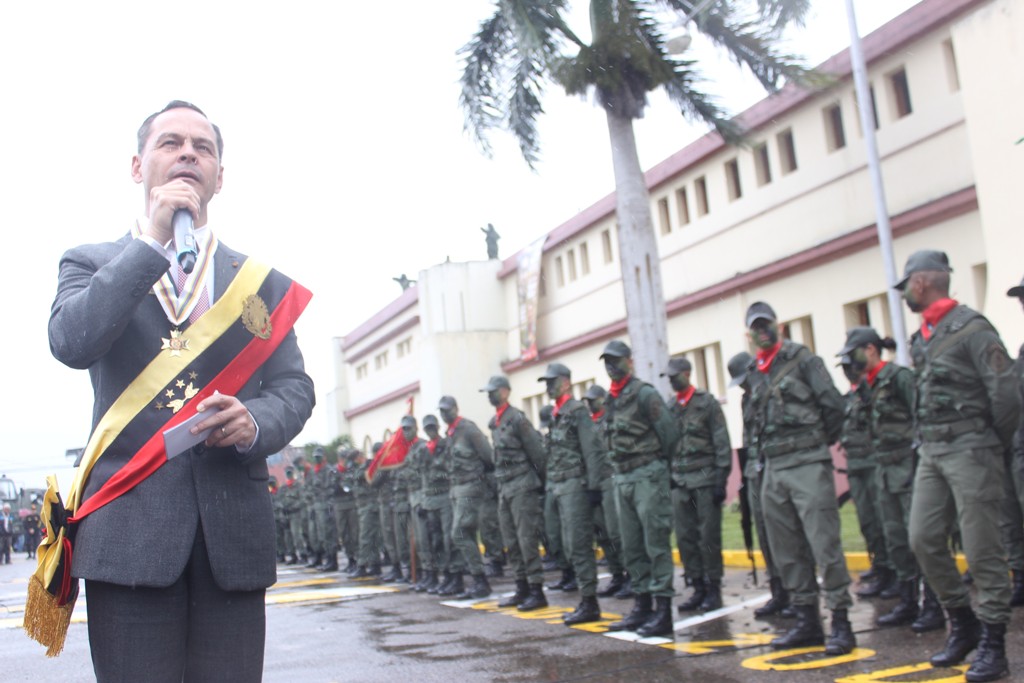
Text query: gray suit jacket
49 235 314 591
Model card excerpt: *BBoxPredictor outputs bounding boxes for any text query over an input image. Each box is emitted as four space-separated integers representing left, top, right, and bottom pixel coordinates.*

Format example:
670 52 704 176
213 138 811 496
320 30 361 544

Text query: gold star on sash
155 375 203 413
161 328 190 357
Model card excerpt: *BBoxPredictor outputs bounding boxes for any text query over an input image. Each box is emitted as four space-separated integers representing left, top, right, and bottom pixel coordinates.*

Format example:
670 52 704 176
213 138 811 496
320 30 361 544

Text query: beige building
329 0 1024 459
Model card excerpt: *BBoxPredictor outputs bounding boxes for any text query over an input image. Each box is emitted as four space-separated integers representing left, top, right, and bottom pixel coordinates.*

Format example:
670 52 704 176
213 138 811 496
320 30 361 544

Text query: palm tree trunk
604 108 670 389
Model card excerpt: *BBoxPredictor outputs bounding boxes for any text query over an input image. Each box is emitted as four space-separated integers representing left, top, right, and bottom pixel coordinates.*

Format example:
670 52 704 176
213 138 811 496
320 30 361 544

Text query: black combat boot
485 560 504 578
607 593 653 632
456 574 491 600
613 574 634 599
912 582 945 633
542 555 560 572
825 609 856 655
676 578 707 613
421 570 440 593
319 553 339 572
699 580 723 611
438 573 464 597
413 570 433 592
517 583 548 612
285 555 299 566
877 579 919 627
1010 571 1024 608
547 567 575 591
856 566 896 598
770 604 825 649
636 596 674 638
429 571 452 595
755 577 791 618
563 595 602 625
965 622 1009 682
597 571 627 598
858 565 880 584
350 565 372 579
930 605 981 667
498 579 529 608
305 552 323 569
381 564 403 583
344 556 357 572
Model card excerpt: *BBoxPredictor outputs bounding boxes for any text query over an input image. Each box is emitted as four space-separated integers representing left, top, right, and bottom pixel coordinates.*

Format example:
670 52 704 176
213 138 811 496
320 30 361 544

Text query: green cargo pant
846 465 891 571
552 477 598 596
452 494 485 576
875 454 917 582
332 504 359 563
672 484 723 582
479 489 503 567
762 459 852 610
393 505 412 567
999 453 1024 572
287 513 308 558
424 499 460 573
910 447 1011 624
499 483 544 585
543 488 567 569
378 494 397 566
746 472 779 579
357 502 382 567
614 460 674 598
594 476 624 575
313 502 338 555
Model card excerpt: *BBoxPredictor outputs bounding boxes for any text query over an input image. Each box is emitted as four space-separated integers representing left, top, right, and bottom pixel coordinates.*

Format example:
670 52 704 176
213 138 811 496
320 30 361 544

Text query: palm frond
459 10 513 158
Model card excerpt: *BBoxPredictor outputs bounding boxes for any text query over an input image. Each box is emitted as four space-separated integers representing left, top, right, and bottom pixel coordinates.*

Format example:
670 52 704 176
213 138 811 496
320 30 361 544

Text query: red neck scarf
494 404 509 425
921 298 958 341
866 361 887 387
336 463 346 473
314 463 323 474
552 393 571 418
756 341 783 373
427 438 438 455
609 375 631 398
269 484 278 494
590 409 605 423
446 416 462 438
676 385 696 406
286 479 295 488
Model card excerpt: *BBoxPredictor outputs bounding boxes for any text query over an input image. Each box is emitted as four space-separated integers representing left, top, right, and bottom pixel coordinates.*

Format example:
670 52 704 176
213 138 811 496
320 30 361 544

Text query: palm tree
460 0 814 384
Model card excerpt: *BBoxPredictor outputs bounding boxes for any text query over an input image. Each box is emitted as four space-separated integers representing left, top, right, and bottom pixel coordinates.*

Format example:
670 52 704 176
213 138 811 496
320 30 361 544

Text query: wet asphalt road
2 556 1021 682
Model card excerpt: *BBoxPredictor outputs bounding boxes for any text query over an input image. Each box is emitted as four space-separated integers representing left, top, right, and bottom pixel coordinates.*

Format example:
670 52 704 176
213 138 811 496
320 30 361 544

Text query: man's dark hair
137 100 224 159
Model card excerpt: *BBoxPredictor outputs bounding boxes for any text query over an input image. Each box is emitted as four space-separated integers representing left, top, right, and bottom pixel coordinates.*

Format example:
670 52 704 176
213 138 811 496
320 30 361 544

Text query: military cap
538 405 554 426
313 447 325 459
480 375 511 392
400 415 417 428
372 441 383 454
285 466 295 475
894 249 952 290
1007 274 1024 298
537 363 572 381
438 395 458 410
836 326 883 356
727 351 753 387
660 356 692 377
745 301 777 327
422 414 440 428
268 475 278 485
583 384 607 401
836 353 854 367
599 340 632 359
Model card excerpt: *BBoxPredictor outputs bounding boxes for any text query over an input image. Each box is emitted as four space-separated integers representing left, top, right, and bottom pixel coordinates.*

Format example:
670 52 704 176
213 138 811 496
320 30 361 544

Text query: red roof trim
341 287 419 351
343 382 421 419
344 317 420 364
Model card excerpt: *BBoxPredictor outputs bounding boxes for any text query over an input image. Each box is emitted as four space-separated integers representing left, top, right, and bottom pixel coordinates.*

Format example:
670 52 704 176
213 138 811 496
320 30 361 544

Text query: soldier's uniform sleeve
515 412 547 475
1014 349 1024 460
574 405 604 491
893 365 917 427
467 422 495 469
640 384 680 457
968 327 1021 450
804 352 845 444
708 396 733 483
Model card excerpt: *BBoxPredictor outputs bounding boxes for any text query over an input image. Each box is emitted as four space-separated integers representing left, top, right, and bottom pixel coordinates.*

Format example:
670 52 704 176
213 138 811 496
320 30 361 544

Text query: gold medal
242 295 272 340
161 328 191 356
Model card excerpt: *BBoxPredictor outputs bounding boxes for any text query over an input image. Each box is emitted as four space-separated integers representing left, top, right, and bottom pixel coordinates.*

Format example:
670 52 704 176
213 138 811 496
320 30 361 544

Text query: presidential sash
25 258 312 656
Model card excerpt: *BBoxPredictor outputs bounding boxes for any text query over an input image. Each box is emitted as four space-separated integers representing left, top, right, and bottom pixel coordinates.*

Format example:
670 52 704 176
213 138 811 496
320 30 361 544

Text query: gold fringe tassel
23 574 75 657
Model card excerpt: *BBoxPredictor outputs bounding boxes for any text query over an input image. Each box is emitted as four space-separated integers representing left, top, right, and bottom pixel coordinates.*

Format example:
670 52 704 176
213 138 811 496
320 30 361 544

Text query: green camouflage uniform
418 436 459 573
311 462 338 558
279 477 308 559
839 383 890 572
590 409 624 576
353 460 382 569
391 448 421 570
331 462 360 566
447 417 495 577
740 373 778 580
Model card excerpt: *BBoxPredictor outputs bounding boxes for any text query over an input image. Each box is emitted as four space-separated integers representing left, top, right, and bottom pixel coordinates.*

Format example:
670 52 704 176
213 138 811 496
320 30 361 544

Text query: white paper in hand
163 406 222 459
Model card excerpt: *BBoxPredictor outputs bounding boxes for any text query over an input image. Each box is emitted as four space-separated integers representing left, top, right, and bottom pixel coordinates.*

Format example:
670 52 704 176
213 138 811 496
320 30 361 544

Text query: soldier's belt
759 431 825 458
547 464 585 483
452 474 483 486
874 449 913 466
495 462 533 482
612 452 659 474
919 416 990 443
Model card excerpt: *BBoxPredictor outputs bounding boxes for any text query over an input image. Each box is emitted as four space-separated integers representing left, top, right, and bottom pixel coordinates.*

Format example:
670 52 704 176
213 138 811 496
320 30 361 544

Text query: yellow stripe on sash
67 259 272 513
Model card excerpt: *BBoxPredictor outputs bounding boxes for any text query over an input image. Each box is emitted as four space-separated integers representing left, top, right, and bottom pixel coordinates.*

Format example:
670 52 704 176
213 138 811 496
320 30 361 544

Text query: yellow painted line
271 577 337 589
835 662 968 683
742 647 876 671
721 550 967 573
266 586 397 605
661 633 774 655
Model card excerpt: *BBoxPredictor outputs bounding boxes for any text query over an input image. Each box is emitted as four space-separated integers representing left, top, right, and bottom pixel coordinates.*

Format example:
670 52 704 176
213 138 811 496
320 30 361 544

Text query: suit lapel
213 242 247 301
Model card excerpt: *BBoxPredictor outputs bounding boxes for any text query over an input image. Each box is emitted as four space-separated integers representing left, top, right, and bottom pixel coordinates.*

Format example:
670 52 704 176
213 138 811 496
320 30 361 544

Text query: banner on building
517 236 546 361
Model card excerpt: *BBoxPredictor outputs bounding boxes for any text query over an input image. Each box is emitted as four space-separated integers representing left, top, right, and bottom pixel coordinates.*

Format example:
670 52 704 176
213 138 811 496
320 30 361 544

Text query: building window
753 143 772 186
601 229 613 264
572 379 594 400
855 87 880 133
676 343 726 398
555 256 565 287
363 436 373 455
782 315 815 353
675 187 690 226
567 248 578 281
695 176 710 216
579 242 590 275
657 196 671 235
843 295 892 337
823 103 846 152
521 392 548 427
777 129 798 174
355 362 368 380
374 351 388 370
539 267 547 297
396 337 412 358
942 39 960 92
725 158 742 201
887 67 912 119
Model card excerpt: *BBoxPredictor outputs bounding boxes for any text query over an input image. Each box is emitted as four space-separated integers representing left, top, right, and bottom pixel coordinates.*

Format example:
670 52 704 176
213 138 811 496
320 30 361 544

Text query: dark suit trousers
85 524 266 683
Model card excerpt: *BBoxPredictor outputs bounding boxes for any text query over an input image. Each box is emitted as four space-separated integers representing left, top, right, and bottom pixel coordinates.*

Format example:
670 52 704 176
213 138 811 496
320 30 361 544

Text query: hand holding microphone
173 208 198 274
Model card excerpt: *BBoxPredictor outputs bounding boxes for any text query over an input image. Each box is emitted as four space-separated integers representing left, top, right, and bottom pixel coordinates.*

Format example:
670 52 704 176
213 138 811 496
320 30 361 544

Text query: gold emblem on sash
161 328 190 356
242 295 272 340
155 375 201 413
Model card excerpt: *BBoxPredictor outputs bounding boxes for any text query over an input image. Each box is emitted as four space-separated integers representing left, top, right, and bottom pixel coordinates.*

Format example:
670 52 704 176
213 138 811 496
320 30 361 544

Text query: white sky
0 0 917 491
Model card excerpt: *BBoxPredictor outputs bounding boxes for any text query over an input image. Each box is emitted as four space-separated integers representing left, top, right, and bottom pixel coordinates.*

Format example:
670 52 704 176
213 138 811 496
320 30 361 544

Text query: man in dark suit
47 101 315 682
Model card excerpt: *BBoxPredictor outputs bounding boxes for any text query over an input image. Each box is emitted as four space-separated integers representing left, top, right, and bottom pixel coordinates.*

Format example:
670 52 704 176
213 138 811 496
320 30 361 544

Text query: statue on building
393 274 415 291
481 223 500 260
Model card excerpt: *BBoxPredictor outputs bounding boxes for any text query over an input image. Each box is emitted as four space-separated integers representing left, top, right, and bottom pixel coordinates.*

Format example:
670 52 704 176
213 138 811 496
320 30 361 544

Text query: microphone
173 209 198 274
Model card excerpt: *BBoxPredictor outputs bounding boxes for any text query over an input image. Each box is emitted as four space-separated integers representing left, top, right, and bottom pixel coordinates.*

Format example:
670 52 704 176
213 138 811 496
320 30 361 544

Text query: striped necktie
176 263 210 324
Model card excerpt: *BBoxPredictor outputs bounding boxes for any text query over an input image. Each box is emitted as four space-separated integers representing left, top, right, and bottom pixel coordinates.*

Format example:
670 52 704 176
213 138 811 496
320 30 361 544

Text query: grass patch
720 500 866 553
